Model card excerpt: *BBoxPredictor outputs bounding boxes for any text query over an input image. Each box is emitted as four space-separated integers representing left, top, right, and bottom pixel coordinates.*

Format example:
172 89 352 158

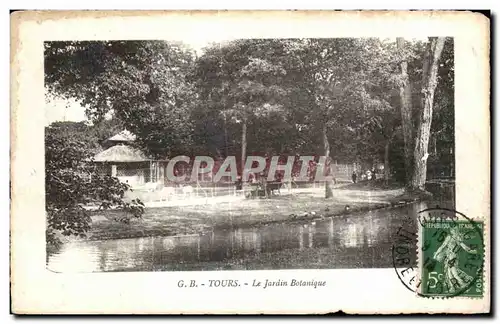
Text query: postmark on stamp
419 213 484 297
392 205 484 298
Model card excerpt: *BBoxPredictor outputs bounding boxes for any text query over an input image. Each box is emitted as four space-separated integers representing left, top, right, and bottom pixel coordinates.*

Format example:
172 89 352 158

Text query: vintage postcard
10 10 490 314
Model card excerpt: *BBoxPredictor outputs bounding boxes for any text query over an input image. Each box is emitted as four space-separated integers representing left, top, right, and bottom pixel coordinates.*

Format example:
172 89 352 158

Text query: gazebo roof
106 130 136 142
93 144 149 162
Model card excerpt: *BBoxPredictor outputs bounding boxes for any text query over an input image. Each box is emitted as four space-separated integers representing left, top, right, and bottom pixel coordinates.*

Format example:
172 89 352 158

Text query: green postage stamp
421 220 484 297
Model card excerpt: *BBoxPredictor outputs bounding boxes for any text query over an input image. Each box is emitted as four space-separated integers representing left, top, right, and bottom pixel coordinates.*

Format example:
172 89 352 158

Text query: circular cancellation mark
392 207 484 298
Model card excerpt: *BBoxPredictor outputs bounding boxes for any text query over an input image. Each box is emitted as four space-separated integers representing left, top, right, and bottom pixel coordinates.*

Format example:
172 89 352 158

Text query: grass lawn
85 185 410 241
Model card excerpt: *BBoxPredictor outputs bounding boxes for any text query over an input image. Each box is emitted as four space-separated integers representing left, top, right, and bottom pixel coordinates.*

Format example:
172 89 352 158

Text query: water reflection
48 201 448 272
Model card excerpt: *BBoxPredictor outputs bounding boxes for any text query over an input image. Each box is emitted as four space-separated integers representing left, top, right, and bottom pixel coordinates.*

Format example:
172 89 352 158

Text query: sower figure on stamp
432 227 478 293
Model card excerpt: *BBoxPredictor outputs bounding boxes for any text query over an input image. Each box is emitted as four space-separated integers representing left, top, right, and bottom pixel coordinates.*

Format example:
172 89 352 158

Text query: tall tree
429 38 455 179
285 38 394 196
396 38 415 184
193 40 288 174
411 37 447 190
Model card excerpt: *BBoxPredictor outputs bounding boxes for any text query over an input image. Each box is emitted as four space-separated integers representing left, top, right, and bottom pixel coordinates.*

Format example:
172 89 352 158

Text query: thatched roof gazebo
105 130 136 143
93 131 166 187
93 144 149 163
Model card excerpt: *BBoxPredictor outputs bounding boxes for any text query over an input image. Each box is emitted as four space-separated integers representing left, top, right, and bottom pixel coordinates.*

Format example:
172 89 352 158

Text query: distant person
249 172 257 184
235 177 243 190
371 169 377 181
276 172 283 183
351 171 357 183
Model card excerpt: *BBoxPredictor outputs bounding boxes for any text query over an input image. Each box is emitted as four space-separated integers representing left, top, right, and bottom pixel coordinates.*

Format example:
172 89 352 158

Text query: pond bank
48 199 437 272
80 187 417 242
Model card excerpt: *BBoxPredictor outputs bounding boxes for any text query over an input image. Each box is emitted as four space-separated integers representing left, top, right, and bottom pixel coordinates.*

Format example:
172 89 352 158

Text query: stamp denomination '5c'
420 218 484 297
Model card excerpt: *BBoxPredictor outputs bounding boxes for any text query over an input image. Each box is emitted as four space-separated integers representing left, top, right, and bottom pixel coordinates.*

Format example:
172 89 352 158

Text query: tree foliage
45 122 144 248
192 39 291 172
45 41 196 158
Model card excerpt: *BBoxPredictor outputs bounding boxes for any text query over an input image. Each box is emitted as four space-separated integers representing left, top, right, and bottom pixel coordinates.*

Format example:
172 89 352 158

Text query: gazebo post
111 164 117 177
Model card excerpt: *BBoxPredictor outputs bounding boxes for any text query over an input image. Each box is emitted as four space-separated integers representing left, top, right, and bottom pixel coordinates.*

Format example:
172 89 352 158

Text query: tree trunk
450 146 454 178
241 119 247 178
323 123 333 198
411 37 446 191
396 37 414 186
384 141 390 185
223 115 229 157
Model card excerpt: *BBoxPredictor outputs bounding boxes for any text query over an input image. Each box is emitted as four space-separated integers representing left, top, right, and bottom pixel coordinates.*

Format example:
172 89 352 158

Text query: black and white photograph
44 36 455 272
